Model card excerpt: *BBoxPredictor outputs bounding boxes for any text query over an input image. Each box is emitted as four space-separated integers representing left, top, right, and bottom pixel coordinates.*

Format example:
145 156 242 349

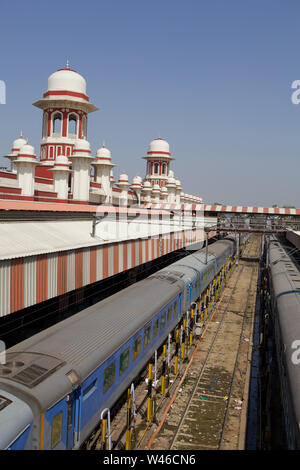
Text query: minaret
4 132 27 172
51 154 71 200
33 63 98 177
13 142 39 197
117 172 130 206
143 137 175 188
175 179 182 205
142 181 152 203
131 176 142 206
69 139 94 202
166 174 177 204
93 144 116 203
152 184 161 203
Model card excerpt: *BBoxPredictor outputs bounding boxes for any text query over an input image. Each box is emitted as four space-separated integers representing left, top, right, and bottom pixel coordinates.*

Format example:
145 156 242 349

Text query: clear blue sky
0 0 299 206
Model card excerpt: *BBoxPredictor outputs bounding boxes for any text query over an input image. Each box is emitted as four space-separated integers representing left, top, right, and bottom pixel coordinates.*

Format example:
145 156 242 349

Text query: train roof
269 237 300 423
0 275 184 411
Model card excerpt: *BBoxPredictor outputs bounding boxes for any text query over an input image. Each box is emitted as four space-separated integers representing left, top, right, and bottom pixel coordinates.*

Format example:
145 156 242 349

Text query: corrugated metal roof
0 220 105 260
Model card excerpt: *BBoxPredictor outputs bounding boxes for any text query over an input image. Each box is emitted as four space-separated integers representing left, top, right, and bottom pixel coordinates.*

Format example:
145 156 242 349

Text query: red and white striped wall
0 228 216 318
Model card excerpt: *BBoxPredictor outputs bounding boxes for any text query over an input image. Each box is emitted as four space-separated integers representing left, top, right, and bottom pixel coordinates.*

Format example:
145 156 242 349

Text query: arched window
154 163 159 174
68 113 78 137
52 112 62 136
162 163 167 175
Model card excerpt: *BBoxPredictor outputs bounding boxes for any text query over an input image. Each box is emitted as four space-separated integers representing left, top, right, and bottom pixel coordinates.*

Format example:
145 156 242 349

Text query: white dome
47 67 87 96
168 170 174 178
55 154 69 165
132 176 142 186
161 186 168 194
12 135 26 151
96 145 111 159
119 173 129 182
167 176 176 185
152 184 160 191
148 137 170 154
19 143 35 156
74 139 91 152
143 181 152 189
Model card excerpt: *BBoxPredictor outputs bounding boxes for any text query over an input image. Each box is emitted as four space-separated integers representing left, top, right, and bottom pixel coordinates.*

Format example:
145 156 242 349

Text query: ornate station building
0 64 203 206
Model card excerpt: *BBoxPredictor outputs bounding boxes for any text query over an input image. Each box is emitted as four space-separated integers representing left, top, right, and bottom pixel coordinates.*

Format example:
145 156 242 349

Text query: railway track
91 236 260 451
166 235 260 450
142 235 260 450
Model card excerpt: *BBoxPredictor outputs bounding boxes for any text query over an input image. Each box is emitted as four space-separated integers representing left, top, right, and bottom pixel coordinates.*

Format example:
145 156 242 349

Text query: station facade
1 64 202 207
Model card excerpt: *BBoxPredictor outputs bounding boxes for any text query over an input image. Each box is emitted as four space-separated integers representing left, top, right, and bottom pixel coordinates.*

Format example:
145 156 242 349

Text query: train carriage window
133 337 141 361
51 411 63 449
119 348 130 376
174 300 178 316
160 312 166 330
103 362 116 394
144 323 152 348
153 318 159 337
167 306 172 322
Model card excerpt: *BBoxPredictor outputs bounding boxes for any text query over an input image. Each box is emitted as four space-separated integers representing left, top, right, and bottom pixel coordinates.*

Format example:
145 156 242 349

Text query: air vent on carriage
153 274 179 284
13 364 48 387
0 352 65 388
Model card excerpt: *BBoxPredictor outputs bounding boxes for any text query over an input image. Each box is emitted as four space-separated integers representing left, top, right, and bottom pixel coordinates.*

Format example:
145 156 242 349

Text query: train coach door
66 387 81 450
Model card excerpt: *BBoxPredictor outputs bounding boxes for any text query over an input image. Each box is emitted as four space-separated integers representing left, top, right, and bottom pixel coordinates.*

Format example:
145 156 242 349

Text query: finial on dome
20 130 23 138
66 59 70 69
102 140 106 148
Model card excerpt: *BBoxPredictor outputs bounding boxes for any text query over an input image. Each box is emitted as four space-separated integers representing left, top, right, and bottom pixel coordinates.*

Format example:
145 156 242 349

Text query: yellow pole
102 419 107 448
161 376 166 395
181 343 185 360
174 356 178 375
